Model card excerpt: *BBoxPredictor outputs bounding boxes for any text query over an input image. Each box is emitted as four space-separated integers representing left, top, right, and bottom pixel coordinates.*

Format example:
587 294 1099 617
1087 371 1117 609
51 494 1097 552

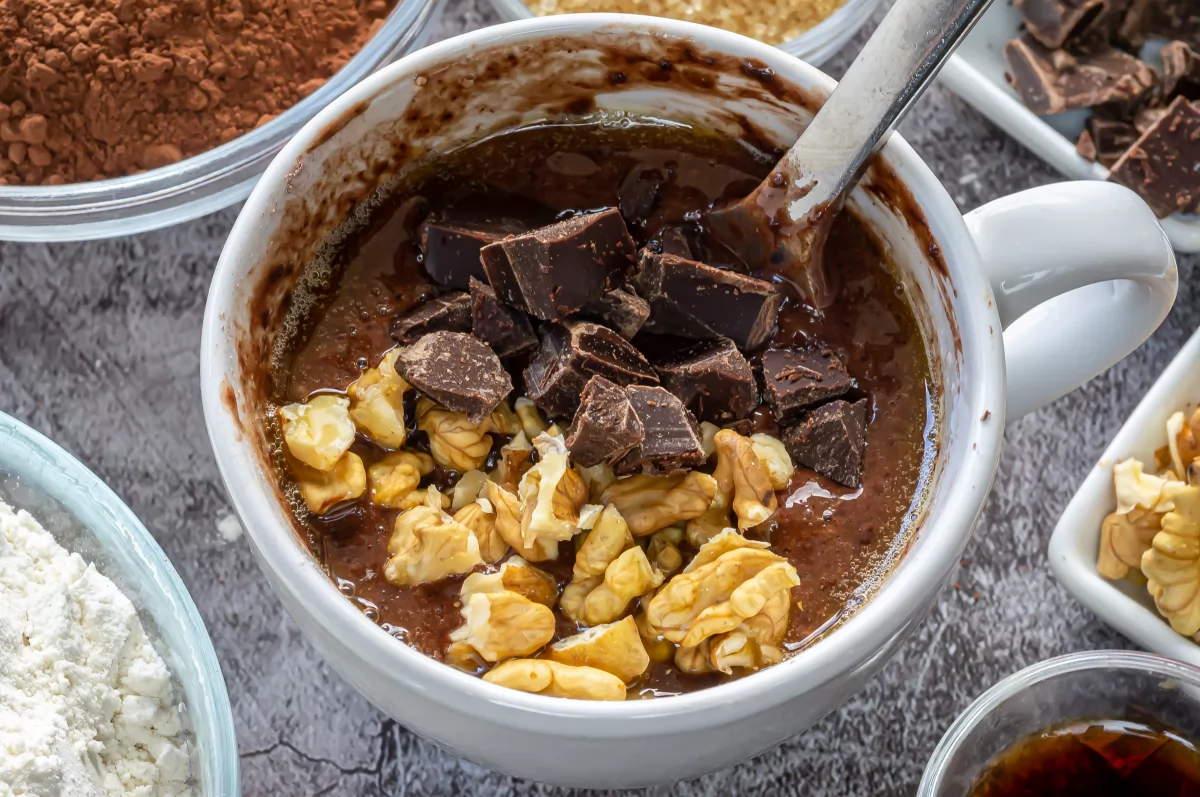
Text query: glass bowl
0 0 444 243
0 412 239 796
919 650 1200 796
488 0 885 66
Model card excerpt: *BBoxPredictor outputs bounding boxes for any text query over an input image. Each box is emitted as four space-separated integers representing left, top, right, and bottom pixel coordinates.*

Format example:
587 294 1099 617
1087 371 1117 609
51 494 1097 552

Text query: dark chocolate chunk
469 277 537 359
1108 96 1200 217
575 288 651 339
1076 129 1098 162
565 376 645 467
635 251 782 351
617 165 665 223
614 386 706 475
658 225 694 258
1120 0 1200 48
1134 105 1170 135
420 220 522 290
654 339 758 424
761 348 852 423
396 331 512 424
479 209 636 322
523 321 659 419
723 419 756 438
1086 116 1140 167
1015 0 1109 49
1162 41 1200 101
1004 35 1158 115
391 292 472 345
784 399 869 488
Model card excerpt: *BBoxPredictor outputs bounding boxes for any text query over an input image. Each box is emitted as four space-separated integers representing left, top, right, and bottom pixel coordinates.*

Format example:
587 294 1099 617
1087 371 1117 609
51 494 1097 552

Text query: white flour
0 501 194 797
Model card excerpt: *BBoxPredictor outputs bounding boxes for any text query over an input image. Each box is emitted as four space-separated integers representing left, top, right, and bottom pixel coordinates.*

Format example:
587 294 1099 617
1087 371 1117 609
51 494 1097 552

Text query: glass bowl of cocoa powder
0 0 444 242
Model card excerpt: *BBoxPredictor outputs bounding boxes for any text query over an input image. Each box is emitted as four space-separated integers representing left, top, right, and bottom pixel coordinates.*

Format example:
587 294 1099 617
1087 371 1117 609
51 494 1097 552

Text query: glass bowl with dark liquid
920 651 1200 796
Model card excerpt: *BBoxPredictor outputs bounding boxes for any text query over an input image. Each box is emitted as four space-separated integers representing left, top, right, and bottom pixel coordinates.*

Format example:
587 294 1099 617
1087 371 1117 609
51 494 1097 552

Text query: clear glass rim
918 650 1200 796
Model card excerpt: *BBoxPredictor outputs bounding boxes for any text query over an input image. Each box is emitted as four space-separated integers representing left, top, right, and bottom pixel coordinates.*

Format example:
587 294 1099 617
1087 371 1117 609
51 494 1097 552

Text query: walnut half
384 488 482 587
417 397 493 471
1142 484 1200 636
449 590 556 662
547 616 650 683
483 659 626 700
600 471 717 536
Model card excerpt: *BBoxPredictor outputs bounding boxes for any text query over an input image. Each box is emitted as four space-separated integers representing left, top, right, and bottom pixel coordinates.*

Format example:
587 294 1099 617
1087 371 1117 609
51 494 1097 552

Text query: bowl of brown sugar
0 0 445 241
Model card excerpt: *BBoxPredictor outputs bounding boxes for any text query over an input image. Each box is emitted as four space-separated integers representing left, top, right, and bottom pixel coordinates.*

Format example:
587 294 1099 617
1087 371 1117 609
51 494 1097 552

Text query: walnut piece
1114 457 1182 515
600 471 718 536
460 556 559 607
453 501 510 563
417 397 493 471
514 396 549 439
488 400 523 436
1168 408 1200 477
483 659 626 700
450 590 556 662
714 429 778 529
518 449 588 550
1098 508 1161 580
750 433 795 490
579 462 616 502
492 431 533 492
450 469 490 512
279 394 356 471
486 481 557 561
709 626 785 674
582 546 664 626
1142 484 1200 636
368 450 435 509
384 488 482 587
674 640 713 674
347 348 410 449
686 492 733 548
547 616 650 683
646 526 684 575
560 505 636 624
289 452 366 515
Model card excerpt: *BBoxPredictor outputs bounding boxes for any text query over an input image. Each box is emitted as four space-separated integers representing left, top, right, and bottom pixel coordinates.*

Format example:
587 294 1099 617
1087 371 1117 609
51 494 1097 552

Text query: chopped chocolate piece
1135 106 1170 135
565 376 645 467
1120 0 1200 48
1087 116 1140 167
784 399 869 488
1015 0 1108 49
1161 41 1200 100
391 292 472 345
615 386 706 474
658 225 694 258
1108 96 1200 217
1004 35 1158 115
420 219 522 290
576 288 651 339
523 321 659 419
723 419 756 438
479 209 636 322
654 338 758 424
761 348 852 423
635 251 782 351
396 331 512 424
469 277 538 359
617 165 664 223
1076 128 1098 162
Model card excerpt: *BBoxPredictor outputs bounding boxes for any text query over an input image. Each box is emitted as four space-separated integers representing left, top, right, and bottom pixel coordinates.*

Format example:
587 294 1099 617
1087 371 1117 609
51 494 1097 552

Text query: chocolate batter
266 117 936 697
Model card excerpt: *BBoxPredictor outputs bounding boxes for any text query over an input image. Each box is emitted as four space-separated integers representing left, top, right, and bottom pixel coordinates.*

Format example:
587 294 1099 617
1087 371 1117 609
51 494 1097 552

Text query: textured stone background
1 1 1197 794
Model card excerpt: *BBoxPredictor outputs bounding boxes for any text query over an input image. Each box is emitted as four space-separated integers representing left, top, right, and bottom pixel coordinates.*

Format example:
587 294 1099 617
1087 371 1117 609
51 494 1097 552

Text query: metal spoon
707 0 995 308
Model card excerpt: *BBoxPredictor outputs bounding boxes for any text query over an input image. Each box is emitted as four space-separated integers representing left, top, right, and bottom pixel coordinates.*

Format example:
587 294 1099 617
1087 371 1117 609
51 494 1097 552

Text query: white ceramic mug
200 15 1177 788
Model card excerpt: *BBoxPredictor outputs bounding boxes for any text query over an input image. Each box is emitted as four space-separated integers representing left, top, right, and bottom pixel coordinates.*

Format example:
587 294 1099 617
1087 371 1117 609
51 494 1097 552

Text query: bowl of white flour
0 412 238 796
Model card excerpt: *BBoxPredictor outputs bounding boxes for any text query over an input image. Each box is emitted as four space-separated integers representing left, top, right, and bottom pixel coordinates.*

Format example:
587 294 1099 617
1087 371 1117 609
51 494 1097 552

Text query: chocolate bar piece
1162 41 1200 101
480 209 636 322
1004 35 1158 115
1134 106 1169 135
1076 129 1098 162
1086 116 1140 167
565 376 645 467
635 251 782 351
783 399 869 488
523 321 659 419
469 277 537 359
420 219 522 290
658 226 694 258
1120 0 1200 48
762 348 852 423
396 331 512 424
617 165 665 223
1015 0 1108 49
391 292 472 345
614 385 706 475
654 338 758 424
575 288 651 339
1108 96 1200 217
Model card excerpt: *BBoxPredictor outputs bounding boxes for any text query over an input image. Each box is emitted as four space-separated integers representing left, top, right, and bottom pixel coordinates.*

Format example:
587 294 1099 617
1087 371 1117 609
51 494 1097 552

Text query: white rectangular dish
938 1 1200 253
1050 326 1200 667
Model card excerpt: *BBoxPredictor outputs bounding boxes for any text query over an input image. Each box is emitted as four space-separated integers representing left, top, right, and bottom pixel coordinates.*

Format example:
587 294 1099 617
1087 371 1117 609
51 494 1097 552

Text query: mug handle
964 182 1178 421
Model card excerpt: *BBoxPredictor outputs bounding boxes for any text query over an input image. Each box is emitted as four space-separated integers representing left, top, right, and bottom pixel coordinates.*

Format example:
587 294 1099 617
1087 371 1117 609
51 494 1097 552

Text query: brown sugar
0 0 397 186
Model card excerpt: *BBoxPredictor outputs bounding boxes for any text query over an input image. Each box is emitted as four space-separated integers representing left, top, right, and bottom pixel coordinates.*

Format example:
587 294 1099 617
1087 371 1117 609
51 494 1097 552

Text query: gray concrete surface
1 1 1197 794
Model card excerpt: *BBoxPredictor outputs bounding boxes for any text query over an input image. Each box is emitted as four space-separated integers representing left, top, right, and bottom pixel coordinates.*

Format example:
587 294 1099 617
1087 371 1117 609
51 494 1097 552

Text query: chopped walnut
684 527 770 573
750 433 795 490
279 394 356 471
347 348 410 449
514 397 549 439
1167 408 1200 477
445 640 487 675
417 397 493 472
1098 508 1162 580
453 501 510 563
486 481 558 561
289 452 366 515
1114 458 1182 515
600 471 718 536
493 431 533 492
482 659 626 700
1142 484 1200 636
460 556 559 607
686 492 733 548
559 575 602 622
394 486 449 511
450 590 556 662
547 616 650 683
579 462 617 502
384 488 482 587
561 506 637 624
700 422 721 458
582 546 664 626
451 469 490 512
634 609 675 666
709 627 785 674
714 429 778 529
488 400 523 436
518 449 588 549
368 451 435 509
646 526 684 575
674 641 713 674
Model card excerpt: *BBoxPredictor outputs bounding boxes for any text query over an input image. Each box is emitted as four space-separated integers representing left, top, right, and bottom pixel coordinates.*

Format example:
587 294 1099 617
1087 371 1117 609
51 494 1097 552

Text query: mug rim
201 13 1007 727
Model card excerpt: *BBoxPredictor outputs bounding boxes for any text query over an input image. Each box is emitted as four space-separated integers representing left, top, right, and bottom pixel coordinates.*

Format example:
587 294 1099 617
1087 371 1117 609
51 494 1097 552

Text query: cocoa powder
0 0 396 186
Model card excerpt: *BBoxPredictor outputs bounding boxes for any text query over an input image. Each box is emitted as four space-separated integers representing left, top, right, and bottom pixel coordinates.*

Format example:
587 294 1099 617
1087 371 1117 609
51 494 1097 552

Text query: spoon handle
782 0 995 222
